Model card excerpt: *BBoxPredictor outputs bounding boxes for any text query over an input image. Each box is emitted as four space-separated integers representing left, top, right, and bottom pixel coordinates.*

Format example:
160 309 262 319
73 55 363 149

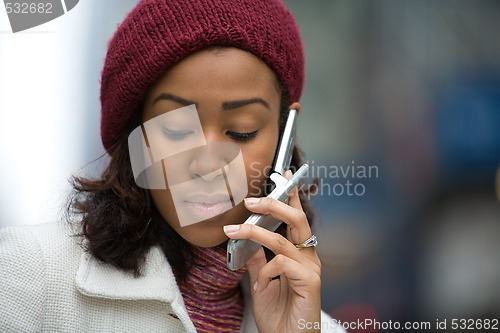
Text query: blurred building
284 0 500 328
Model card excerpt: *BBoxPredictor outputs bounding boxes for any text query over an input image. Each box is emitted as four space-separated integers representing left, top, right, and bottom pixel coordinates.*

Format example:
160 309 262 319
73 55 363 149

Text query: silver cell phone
226 109 309 270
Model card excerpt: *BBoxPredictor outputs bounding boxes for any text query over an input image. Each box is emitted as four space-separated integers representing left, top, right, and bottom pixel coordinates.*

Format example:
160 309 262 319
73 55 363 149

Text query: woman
0 0 344 332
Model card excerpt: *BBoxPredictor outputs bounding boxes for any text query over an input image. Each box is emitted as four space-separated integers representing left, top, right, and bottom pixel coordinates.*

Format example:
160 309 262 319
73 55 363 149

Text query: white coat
0 223 345 332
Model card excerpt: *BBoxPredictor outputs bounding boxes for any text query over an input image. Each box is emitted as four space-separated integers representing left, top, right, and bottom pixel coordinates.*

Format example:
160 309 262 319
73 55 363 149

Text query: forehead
144 47 281 106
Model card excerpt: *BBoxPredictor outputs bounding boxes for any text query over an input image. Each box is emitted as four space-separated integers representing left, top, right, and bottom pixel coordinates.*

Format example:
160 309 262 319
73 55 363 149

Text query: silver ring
294 235 318 248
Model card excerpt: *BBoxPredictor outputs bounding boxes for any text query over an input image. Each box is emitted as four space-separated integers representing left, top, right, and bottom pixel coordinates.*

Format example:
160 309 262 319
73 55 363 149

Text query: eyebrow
222 98 270 110
152 93 195 106
152 93 270 110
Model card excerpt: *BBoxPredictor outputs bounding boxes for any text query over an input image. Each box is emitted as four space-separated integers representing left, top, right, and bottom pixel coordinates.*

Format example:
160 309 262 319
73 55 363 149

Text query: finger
245 247 267 293
254 254 321 294
243 197 311 244
283 170 306 243
285 170 303 212
223 224 305 263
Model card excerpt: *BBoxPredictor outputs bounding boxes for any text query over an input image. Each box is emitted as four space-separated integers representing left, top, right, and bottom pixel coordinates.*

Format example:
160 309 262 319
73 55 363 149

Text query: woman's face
142 47 299 247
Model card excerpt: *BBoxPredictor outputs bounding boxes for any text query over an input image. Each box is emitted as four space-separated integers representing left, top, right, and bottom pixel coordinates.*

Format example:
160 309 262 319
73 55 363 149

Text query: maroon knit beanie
100 0 305 151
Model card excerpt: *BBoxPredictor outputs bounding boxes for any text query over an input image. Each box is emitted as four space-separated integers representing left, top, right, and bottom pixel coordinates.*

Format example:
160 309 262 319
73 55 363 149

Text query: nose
188 129 228 181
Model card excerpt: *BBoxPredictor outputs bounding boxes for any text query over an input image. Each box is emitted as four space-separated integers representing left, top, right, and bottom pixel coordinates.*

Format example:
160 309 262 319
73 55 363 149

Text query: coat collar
75 246 181 303
74 244 259 332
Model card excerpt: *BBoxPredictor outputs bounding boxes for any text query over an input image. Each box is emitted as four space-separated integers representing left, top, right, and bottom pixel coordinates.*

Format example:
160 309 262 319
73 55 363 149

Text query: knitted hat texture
100 0 304 151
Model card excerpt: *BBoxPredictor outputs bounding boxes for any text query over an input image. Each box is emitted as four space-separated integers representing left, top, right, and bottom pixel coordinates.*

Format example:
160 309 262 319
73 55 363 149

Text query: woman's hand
223 171 321 333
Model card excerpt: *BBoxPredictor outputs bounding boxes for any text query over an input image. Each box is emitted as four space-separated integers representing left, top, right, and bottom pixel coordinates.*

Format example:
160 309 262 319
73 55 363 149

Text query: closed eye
161 127 195 140
226 130 258 142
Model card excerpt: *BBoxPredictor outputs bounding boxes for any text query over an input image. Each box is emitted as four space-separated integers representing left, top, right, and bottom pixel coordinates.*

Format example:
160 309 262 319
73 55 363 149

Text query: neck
174 244 248 332
181 245 246 309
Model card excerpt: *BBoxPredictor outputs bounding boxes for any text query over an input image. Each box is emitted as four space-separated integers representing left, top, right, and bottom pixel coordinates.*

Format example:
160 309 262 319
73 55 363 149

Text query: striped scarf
175 245 248 332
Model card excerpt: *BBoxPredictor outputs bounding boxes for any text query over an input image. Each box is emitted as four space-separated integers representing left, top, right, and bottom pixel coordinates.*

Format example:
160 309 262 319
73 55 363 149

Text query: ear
289 102 301 115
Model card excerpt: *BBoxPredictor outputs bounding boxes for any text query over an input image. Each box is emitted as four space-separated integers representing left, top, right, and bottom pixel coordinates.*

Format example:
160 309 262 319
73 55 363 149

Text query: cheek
242 140 278 197
150 189 179 225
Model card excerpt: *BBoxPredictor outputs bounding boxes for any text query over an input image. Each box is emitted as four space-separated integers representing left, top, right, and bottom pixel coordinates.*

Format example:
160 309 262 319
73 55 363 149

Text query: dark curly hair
67 83 314 281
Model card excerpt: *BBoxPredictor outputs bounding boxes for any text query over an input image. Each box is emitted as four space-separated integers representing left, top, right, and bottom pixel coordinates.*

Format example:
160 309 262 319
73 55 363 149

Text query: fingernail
253 281 259 292
223 225 240 233
245 197 260 206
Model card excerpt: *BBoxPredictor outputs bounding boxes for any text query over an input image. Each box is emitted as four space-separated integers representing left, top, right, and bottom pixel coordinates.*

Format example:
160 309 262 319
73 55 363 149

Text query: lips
183 193 233 221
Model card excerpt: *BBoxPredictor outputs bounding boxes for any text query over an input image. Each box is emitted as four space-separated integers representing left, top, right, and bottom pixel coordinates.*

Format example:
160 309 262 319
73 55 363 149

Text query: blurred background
1 0 500 331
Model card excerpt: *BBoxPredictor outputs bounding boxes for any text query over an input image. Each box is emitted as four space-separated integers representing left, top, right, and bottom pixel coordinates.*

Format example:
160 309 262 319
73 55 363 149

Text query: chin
184 228 228 248
180 209 248 248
